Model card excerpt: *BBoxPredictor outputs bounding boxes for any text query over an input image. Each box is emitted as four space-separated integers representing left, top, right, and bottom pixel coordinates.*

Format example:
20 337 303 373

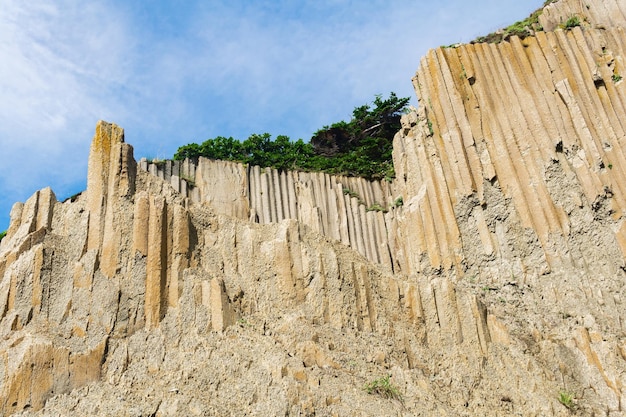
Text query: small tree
311 92 409 179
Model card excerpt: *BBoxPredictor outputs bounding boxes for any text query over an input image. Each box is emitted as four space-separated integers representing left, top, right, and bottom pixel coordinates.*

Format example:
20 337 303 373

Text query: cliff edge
2 0 626 415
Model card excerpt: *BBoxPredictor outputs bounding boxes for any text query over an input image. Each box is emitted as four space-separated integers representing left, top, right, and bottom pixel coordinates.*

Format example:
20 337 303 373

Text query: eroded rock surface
2 0 626 415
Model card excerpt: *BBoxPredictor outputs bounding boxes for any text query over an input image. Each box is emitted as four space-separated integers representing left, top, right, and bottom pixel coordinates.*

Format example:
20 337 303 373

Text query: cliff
2 0 626 415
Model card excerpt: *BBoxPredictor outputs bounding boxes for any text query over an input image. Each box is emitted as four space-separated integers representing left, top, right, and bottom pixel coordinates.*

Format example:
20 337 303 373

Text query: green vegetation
237 318 251 328
558 390 575 410
364 375 402 401
472 0 558 44
612 73 623 83
343 188 361 199
0 230 5 243
366 203 387 213
427 119 434 136
174 93 410 181
560 15 581 30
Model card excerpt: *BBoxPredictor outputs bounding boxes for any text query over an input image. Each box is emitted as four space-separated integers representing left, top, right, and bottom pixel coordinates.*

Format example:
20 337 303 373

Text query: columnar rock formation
2 0 626 415
394 12 626 277
389 0 626 412
540 0 626 31
139 157 398 270
0 121 513 416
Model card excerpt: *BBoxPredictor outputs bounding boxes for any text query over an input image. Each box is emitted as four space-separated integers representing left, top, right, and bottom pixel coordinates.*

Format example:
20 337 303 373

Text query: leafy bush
173 93 409 181
0 230 6 243
175 134 320 172
310 93 408 180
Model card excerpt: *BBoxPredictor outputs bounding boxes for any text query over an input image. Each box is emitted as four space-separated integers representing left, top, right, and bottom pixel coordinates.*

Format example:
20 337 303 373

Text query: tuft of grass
474 12 539 43
0 230 6 242
237 318 251 328
560 16 581 30
343 187 361 200
366 203 388 213
364 375 402 401
558 390 576 410
612 73 623 83
472 0 558 44
427 119 434 136
394 196 404 208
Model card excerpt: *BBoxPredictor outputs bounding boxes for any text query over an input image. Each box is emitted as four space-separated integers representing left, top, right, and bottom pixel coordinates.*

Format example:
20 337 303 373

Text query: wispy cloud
0 0 545 230
0 0 137 225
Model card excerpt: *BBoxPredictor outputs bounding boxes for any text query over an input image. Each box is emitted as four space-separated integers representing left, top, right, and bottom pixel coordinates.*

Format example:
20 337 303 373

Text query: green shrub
612 73 623 83
174 93 410 181
0 230 6 243
364 375 402 401
561 16 581 30
343 188 361 199
366 203 387 213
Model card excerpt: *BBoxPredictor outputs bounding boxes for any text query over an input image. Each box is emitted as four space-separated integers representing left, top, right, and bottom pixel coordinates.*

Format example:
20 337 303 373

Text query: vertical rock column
169 205 190 308
145 196 168 329
194 158 250 219
86 121 136 278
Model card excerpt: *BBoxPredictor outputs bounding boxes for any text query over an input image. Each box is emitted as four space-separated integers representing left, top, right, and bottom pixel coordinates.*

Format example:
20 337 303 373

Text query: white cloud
0 0 136 227
0 1 132 135
0 0 547 231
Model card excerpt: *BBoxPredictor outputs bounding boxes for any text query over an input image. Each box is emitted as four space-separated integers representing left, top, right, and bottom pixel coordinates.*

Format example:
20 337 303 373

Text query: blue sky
0 0 542 231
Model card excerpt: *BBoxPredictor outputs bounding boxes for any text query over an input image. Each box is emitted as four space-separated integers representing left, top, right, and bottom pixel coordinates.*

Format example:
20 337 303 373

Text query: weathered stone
209 278 238 332
2 1 626 416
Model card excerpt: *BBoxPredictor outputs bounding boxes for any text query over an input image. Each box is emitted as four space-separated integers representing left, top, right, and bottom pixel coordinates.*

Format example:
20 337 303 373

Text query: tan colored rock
86 121 125 252
194 158 250 219
486 314 510 346
4 1 626 416
145 195 167 329
132 191 150 256
209 278 238 332
297 340 340 369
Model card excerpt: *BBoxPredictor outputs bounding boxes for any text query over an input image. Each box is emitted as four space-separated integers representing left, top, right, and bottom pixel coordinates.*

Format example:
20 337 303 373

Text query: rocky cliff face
2 0 626 415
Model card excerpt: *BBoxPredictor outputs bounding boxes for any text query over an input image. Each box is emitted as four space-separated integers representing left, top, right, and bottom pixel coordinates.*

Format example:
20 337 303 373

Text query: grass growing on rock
560 15 581 30
558 390 576 410
364 375 403 401
472 0 559 44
